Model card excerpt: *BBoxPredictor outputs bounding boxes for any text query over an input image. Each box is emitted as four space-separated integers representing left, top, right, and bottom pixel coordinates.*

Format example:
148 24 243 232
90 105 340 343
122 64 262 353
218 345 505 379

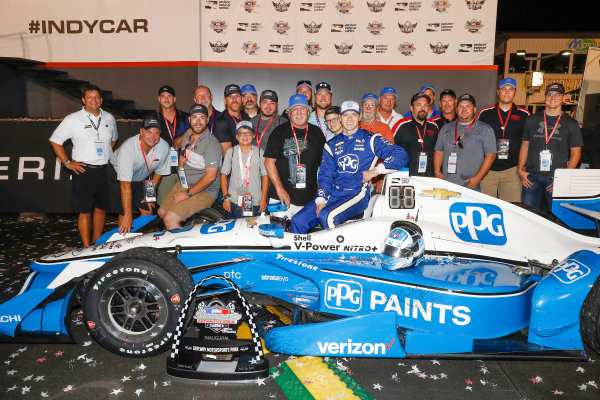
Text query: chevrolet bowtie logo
422 188 461 200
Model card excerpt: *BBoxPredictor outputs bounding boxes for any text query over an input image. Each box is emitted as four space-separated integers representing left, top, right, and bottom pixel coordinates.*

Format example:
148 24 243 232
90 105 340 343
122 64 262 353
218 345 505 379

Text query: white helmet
381 227 424 270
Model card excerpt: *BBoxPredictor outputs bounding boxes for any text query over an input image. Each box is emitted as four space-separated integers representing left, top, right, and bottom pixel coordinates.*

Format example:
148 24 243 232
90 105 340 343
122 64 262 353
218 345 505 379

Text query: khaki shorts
160 181 216 220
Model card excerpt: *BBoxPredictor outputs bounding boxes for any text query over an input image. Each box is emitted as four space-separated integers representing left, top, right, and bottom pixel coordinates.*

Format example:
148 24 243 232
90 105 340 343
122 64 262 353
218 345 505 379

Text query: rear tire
580 274 600 355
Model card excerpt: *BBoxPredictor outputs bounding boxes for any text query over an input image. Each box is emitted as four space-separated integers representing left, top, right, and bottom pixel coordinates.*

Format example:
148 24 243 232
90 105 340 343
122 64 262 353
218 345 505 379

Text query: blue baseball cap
420 84 436 93
380 87 397 97
315 81 332 94
241 84 257 94
289 94 309 109
235 120 255 133
498 78 516 89
361 93 379 103
340 100 360 115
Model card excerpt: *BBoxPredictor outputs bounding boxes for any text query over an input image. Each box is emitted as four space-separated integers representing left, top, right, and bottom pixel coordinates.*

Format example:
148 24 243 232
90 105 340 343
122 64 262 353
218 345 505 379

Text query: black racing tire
580 274 600 355
82 247 193 357
184 207 227 226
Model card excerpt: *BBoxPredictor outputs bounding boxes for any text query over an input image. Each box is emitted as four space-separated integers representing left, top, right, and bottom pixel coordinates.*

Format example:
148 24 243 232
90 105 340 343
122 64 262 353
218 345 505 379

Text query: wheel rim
99 278 169 342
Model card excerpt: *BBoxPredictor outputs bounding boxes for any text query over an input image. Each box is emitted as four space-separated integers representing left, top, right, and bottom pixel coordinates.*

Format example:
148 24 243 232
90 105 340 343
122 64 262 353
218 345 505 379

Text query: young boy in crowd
220 121 269 217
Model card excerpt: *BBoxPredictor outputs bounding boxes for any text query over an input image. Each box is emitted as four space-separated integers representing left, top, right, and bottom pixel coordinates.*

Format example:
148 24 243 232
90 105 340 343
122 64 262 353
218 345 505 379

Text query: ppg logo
325 279 362 311
551 259 590 284
200 219 236 234
449 203 507 245
338 154 359 173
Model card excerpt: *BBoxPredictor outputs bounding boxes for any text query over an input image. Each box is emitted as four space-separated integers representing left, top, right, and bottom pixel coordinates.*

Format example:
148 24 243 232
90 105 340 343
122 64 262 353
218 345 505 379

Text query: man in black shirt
518 83 583 211
478 78 530 202
264 94 326 217
213 84 251 156
394 93 439 176
431 89 457 130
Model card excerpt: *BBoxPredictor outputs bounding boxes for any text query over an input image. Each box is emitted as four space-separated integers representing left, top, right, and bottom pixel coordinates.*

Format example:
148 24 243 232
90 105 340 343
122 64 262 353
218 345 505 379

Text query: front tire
580 274 600 355
82 248 193 357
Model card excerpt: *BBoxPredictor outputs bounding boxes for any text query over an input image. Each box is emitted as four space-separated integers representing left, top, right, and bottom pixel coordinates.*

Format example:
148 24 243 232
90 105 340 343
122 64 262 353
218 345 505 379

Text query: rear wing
552 169 600 233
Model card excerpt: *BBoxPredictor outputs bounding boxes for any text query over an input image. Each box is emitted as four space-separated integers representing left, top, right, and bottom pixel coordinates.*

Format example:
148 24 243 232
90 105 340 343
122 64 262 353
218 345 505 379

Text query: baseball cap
158 85 175 96
289 94 309 109
260 89 278 103
420 84 436 94
143 115 161 131
361 93 379 103
224 84 241 97
545 82 565 95
498 78 517 89
296 80 312 91
340 100 360 115
411 92 431 105
189 103 208 117
241 84 257 95
439 89 456 99
315 82 332 94
235 120 255 133
380 87 397 97
456 94 476 106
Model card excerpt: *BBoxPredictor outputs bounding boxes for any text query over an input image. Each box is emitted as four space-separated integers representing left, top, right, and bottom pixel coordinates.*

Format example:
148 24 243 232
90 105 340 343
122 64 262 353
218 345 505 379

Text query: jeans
521 173 553 211
226 203 261 218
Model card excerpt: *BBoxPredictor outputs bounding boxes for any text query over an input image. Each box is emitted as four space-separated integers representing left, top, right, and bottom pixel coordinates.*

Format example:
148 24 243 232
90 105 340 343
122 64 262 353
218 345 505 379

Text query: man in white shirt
49 84 118 247
378 86 403 129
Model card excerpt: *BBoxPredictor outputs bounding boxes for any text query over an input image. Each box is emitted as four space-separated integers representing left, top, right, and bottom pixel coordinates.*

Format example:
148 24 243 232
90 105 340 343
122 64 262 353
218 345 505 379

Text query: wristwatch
62 160 71 167
222 194 231 201
186 190 193 197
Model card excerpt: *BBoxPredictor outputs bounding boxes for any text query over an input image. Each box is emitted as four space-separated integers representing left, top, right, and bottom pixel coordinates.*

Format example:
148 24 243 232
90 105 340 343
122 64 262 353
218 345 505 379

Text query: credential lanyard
496 105 513 137
87 113 102 140
291 126 308 161
182 134 202 166
414 121 425 150
238 146 253 188
139 137 156 178
256 116 275 148
544 112 562 147
164 114 177 142
454 119 476 146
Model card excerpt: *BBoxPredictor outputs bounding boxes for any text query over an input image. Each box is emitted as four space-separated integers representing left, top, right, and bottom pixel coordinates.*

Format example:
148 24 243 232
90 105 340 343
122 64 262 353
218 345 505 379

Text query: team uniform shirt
393 117 439 177
251 114 286 150
431 114 457 131
263 122 326 206
404 105 441 120
221 146 268 206
360 120 393 142
50 107 118 165
434 119 496 189
179 130 222 197
522 111 583 176
308 111 335 140
478 104 530 171
378 109 403 130
110 134 171 182
207 108 222 136
213 109 251 147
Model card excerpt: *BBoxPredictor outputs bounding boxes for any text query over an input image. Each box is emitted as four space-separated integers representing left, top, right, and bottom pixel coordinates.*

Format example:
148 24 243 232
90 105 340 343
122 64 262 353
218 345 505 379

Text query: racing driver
291 100 408 233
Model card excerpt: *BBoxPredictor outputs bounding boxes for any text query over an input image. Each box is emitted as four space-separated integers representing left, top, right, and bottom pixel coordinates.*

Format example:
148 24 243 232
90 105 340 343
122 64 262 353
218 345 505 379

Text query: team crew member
431 89 457 130
308 82 335 140
378 87 403 128
291 100 408 234
193 85 221 137
478 78 531 202
264 94 326 217
296 80 314 110
158 104 222 229
394 93 439 177
241 84 259 118
50 84 118 247
433 94 496 191
213 84 251 157
220 121 269 218
404 85 441 119
360 93 393 141
324 106 343 136
154 85 191 205
251 89 285 150
107 115 171 234
518 83 583 211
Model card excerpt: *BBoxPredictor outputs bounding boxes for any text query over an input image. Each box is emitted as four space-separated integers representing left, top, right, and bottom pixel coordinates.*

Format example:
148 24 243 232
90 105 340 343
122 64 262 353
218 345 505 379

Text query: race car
1 169 600 360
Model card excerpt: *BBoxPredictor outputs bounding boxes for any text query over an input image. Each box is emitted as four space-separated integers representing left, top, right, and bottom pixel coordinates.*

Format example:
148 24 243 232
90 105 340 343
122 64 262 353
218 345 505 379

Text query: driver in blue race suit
291 100 408 233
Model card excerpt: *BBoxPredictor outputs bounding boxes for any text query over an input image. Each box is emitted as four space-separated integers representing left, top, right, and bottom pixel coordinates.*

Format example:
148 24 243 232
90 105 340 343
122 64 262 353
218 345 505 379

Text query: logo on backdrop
210 20 227 33
449 203 507 245
243 0 259 13
551 259 591 284
305 42 321 55
367 22 385 35
336 1 354 14
273 0 292 12
398 21 418 33
395 2 423 11
430 42 449 54
334 42 353 54
209 41 228 53
398 42 416 55
304 22 322 33
242 42 259 55
367 0 386 12
432 0 451 12
465 19 484 33
273 21 291 34
325 279 362 311
465 0 486 10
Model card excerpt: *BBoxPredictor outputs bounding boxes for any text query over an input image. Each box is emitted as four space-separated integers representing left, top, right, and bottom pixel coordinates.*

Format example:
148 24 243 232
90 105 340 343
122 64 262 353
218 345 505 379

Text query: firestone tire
82 248 193 358
580 274 600 356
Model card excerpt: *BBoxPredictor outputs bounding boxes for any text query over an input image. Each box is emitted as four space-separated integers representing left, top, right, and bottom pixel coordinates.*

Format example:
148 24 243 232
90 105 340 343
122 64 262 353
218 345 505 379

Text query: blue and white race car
1 169 600 360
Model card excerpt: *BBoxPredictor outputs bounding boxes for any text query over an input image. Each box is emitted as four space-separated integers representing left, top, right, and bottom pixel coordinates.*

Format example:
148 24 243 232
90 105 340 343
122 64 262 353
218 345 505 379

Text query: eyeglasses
546 93 563 98
362 104 377 109
237 131 254 137
325 117 340 124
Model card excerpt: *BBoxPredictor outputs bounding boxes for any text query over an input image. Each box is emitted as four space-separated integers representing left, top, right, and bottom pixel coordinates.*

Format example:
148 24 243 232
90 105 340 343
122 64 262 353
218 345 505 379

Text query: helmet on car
381 227 424 270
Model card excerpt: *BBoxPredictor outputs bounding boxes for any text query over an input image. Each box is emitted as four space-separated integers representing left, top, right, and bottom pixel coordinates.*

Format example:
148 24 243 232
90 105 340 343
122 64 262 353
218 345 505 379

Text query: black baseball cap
260 89 278 103
545 83 565 95
143 115 161 131
158 85 175 96
457 94 476 106
439 89 457 99
189 103 209 116
224 84 241 97
411 92 431 105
